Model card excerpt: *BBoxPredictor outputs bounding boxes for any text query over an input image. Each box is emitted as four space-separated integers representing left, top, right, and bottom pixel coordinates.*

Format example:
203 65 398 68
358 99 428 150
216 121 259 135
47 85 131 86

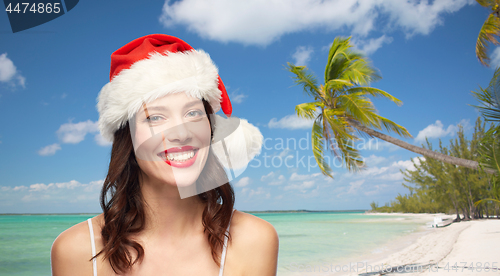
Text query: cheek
133 124 151 147
196 119 212 144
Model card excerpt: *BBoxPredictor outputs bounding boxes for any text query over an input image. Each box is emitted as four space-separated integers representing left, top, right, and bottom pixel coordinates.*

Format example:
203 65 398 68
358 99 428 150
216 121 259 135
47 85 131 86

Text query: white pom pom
211 115 263 170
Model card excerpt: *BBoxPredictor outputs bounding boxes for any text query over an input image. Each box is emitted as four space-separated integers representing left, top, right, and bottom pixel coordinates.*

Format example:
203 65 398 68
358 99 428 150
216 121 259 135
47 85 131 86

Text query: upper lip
165 146 197 154
156 146 199 160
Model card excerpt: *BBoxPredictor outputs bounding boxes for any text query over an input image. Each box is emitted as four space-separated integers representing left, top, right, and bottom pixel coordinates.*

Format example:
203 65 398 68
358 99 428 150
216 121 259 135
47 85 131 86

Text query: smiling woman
50 34 277 276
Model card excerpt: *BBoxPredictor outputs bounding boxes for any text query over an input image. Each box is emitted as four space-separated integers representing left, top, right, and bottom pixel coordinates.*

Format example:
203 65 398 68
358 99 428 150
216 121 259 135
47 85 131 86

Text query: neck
139 175 206 240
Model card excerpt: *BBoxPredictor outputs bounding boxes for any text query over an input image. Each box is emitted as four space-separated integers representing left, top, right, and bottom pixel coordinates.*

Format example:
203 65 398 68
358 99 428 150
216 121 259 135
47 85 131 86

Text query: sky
0 0 495 213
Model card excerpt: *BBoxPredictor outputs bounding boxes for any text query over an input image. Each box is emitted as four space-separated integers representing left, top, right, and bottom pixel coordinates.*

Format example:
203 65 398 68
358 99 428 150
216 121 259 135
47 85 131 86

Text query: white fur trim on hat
211 115 263 170
97 49 222 141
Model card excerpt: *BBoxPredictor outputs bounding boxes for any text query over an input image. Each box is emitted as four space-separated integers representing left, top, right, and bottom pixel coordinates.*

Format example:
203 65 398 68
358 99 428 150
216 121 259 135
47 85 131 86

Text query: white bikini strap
219 208 235 276
87 218 97 276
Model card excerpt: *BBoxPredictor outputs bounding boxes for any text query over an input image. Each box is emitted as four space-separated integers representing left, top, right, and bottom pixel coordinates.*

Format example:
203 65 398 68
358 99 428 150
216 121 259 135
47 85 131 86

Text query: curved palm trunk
346 118 497 175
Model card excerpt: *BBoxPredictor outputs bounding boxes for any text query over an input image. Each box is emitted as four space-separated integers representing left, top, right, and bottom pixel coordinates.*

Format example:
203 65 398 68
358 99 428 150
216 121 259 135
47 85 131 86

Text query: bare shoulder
51 216 100 276
229 210 279 275
230 210 279 244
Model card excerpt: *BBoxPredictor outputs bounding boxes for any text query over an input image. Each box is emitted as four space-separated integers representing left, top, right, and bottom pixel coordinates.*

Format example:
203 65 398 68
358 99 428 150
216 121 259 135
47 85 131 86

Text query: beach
346 214 500 276
282 213 500 276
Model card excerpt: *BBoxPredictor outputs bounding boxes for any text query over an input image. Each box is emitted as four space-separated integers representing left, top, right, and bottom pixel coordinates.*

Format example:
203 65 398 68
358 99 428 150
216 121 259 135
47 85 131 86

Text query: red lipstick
160 146 199 168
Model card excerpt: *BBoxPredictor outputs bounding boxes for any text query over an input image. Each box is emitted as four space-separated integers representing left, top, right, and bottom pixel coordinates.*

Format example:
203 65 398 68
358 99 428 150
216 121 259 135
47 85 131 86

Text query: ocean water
0 212 423 275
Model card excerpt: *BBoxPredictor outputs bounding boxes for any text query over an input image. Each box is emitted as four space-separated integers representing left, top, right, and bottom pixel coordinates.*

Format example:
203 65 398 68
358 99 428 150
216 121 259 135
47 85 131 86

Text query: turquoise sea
0 212 424 276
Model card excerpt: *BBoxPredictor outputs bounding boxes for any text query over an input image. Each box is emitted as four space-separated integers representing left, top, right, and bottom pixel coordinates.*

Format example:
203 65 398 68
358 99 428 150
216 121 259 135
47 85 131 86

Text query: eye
146 115 164 123
186 110 204 118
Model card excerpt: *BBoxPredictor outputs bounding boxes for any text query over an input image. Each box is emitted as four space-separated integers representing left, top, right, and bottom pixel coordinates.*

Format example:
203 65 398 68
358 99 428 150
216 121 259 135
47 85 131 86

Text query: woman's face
131 93 212 191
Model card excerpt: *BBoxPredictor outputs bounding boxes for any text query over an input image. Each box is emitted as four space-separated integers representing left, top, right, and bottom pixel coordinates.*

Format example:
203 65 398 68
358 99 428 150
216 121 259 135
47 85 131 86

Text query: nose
163 121 192 143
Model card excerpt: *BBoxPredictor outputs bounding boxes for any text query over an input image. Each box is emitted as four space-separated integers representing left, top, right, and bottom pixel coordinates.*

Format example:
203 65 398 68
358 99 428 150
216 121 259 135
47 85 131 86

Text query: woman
51 34 279 276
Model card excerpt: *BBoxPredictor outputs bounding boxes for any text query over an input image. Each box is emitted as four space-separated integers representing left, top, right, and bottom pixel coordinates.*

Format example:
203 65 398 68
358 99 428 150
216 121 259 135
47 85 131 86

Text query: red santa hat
96 34 262 169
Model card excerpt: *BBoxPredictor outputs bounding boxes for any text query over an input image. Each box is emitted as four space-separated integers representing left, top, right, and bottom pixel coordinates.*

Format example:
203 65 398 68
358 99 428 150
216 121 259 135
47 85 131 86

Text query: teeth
166 150 195 162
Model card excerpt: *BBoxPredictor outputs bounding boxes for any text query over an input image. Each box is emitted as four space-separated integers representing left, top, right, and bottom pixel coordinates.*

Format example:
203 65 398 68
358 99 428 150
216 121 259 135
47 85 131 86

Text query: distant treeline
371 118 499 220
245 210 366 213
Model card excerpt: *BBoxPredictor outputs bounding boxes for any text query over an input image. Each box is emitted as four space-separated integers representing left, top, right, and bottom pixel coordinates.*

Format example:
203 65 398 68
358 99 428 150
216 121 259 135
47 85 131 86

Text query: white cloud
363 183 388 196
279 149 293 158
352 35 393 55
269 175 286 186
0 54 16 82
261 171 286 185
38 143 61 156
57 120 99 144
261 171 276 182
29 183 54 192
367 140 401 152
414 119 470 143
28 180 83 192
350 157 422 182
55 180 81 189
302 180 315 188
364 154 386 166
490 47 500 68
39 120 107 156
290 172 321 181
17 75 26 87
282 172 326 192
268 114 314 129
84 180 105 192
393 159 416 171
0 180 104 212
160 0 473 46
235 176 250 187
283 180 317 192
229 89 247 104
292 46 314 66
245 187 271 199
347 179 364 194
0 53 25 88
94 133 112 147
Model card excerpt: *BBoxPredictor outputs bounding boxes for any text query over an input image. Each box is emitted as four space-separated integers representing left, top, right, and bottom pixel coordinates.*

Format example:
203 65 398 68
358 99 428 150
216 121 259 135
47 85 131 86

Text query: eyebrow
141 100 203 113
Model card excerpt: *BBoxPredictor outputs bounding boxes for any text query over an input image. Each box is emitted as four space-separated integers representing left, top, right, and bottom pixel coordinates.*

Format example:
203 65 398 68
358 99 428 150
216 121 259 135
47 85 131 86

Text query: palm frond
323 109 354 140
333 131 365 172
321 113 340 158
471 66 500 122
295 102 322 120
341 58 381 86
286 62 321 99
312 117 333 177
478 127 500 173
371 113 413 138
335 93 378 127
476 13 500 66
476 0 496 9
325 37 352 82
322 110 365 172
325 79 354 96
344 87 403 106
474 198 500 206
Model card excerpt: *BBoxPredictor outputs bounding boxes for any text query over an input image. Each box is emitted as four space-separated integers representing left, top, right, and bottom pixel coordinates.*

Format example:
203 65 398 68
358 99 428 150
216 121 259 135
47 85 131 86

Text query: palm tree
475 0 500 66
472 67 500 206
287 36 496 177
471 66 500 122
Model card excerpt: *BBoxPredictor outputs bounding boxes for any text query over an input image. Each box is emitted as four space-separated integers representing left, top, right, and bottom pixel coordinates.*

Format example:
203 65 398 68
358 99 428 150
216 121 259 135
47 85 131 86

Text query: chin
170 171 201 187
170 151 207 187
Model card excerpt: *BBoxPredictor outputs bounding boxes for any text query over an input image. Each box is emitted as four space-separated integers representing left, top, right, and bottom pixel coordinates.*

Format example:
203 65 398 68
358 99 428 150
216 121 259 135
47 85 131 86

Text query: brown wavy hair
93 99 235 274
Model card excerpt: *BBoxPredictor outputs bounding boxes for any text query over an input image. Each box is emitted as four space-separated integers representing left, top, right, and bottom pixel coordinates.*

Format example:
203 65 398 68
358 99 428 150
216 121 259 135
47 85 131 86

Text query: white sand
346 214 500 276
280 213 499 276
